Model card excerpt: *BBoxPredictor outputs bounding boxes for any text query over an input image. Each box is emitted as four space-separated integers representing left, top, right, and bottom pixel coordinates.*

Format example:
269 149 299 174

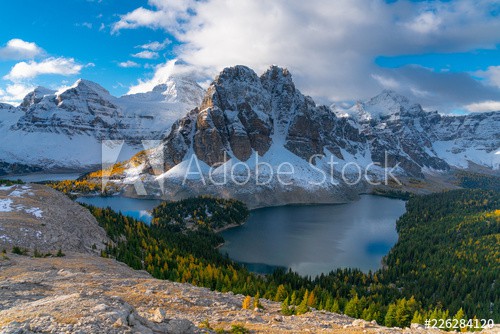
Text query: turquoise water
76 196 162 224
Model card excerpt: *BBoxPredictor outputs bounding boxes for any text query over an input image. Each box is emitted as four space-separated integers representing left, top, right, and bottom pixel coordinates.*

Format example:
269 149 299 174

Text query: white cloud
405 12 442 34
127 59 178 94
131 50 159 59
476 66 500 89
0 39 43 60
465 100 500 112
0 83 36 105
3 57 83 81
115 0 500 111
127 59 205 94
112 1 194 34
76 22 93 29
137 38 171 51
112 7 172 33
118 60 141 68
410 87 432 99
371 74 400 90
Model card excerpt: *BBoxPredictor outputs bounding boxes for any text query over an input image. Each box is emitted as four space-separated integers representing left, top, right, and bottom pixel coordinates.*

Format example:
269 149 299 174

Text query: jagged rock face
19 86 56 111
259 66 363 161
14 80 126 139
430 111 499 155
347 92 499 175
161 109 198 170
162 65 362 167
348 92 449 176
194 66 273 164
285 103 365 161
149 66 499 181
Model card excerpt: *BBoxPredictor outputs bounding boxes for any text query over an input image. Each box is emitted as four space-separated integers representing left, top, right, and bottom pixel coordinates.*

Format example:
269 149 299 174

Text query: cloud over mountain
114 0 500 112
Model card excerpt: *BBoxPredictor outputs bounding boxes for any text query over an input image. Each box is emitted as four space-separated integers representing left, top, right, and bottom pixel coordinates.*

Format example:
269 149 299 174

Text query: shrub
230 325 249 334
12 246 28 255
33 248 44 258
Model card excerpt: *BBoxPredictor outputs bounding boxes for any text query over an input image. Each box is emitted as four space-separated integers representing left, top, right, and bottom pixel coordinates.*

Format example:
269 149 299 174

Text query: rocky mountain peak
58 79 112 100
373 89 410 104
349 89 424 122
200 65 269 113
261 65 292 82
157 65 360 171
215 65 261 85
260 65 295 97
0 102 16 111
54 79 117 112
20 86 56 110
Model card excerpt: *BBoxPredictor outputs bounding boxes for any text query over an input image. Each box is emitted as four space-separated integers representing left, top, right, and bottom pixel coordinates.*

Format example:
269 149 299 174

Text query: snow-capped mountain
346 90 499 174
345 90 423 122
0 76 205 170
111 65 499 207
1 64 498 206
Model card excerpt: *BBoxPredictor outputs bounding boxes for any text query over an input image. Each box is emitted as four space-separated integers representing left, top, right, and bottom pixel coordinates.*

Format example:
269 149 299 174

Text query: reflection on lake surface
76 196 162 224
219 195 406 276
72 194 405 276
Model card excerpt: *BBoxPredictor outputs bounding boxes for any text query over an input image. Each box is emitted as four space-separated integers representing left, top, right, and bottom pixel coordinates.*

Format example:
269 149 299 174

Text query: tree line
83 189 499 329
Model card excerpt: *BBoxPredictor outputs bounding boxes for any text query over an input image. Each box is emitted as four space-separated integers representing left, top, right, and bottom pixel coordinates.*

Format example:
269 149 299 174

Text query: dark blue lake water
75 194 405 276
219 195 406 276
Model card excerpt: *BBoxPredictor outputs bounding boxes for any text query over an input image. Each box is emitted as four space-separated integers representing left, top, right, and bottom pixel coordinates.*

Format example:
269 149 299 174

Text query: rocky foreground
1 253 495 334
0 183 109 254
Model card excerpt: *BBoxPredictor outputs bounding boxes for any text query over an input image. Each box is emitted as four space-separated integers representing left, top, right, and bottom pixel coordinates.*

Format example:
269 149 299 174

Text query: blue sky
0 0 177 98
1 0 500 113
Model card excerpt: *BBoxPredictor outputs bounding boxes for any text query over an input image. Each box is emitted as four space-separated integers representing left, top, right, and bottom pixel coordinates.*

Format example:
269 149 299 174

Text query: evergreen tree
453 307 466 321
395 298 411 327
274 284 287 302
281 296 294 316
242 295 252 310
385 304 397 327
331 299 340 313
307 290 317 308
324 297 332 312
290 291 297 305
296 290 309 315
344 296 359 318
253 292 261 309
411 310 424 325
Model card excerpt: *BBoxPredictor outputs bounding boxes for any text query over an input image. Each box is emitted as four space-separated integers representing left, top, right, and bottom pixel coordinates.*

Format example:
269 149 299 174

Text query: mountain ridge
0 75 205 170
0 64 498 207
100 65 499 207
